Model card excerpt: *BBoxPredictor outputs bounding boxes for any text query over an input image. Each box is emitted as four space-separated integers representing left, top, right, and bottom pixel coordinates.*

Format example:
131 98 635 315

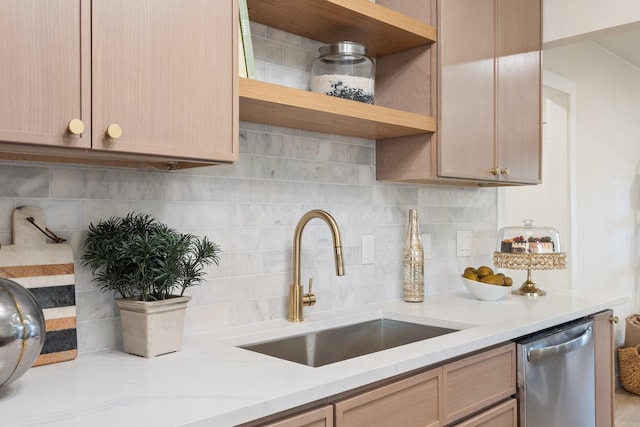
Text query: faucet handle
303 278 316 307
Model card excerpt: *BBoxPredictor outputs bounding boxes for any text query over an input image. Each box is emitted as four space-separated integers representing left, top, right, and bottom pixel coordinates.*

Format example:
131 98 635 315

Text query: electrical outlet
361 235 374 264
457 230 472 257
422 233 432 259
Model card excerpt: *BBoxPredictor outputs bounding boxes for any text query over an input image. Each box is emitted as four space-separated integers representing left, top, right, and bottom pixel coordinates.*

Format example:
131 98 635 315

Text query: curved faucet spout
289 209 345 322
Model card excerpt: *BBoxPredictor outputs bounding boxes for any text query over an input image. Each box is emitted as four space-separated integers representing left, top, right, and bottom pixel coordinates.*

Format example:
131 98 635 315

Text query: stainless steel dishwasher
516 317 595 427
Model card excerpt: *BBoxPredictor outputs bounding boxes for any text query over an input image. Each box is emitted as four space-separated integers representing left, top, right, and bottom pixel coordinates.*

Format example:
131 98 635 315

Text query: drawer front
335 368 442 427
261 405 334 427
443 343 516 425
452 398 517 427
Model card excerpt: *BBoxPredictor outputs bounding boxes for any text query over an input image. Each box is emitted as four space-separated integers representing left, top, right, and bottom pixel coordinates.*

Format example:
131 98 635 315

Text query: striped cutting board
0 206 77 366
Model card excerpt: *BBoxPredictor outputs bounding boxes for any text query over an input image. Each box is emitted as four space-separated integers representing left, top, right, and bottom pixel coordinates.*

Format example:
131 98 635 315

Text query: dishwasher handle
527 326 593 362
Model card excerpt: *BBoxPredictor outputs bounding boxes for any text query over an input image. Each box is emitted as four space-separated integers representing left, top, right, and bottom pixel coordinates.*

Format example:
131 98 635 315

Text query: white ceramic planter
115 295 191 358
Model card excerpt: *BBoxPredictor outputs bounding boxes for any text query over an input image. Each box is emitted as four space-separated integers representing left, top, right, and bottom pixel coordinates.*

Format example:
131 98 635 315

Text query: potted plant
81 212 220 358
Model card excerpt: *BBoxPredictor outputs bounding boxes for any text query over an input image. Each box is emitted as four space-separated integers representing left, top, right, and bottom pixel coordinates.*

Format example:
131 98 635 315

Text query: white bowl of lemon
461 266 512 301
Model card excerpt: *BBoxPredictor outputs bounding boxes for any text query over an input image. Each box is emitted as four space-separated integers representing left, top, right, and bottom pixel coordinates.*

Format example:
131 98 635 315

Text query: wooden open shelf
239 78 436 140
246 0 436 57
240 1 437 140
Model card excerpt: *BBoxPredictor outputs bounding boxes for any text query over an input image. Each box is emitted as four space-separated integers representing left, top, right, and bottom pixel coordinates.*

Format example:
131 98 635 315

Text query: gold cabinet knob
67 119 85 135
105 124 122 139
609 315 619 324
490 167 510 176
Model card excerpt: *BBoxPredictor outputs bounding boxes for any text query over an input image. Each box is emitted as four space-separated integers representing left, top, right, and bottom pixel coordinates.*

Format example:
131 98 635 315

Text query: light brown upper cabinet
377 0 541 186
494 0 542 184
0 0 238 169
0 0 90 150
438 0 541 184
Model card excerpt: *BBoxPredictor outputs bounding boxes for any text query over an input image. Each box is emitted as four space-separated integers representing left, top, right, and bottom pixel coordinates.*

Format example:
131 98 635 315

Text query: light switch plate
457 230 472 257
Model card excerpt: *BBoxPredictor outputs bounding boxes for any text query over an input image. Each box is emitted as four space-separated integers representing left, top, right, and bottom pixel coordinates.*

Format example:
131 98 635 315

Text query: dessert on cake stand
493 220 566 296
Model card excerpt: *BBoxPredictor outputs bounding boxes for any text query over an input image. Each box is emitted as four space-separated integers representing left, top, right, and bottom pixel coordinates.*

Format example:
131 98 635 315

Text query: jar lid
495 219 563 254
319 41 368 57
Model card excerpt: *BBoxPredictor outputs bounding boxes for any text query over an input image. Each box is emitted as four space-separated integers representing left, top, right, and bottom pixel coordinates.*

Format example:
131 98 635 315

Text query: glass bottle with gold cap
403 209 424 302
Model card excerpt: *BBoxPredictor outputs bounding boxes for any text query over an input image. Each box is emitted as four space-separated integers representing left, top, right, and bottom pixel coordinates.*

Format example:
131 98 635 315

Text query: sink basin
240 318 459 367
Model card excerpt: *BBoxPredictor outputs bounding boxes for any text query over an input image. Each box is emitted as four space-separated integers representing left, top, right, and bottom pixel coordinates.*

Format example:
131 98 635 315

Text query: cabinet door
495 0 541 184
452 399 517 427
92 0 238 162
0 0 90 148
442 343 515 425
437 0 495 181
593 309 615 427
260 405 333 427
334 368 442 427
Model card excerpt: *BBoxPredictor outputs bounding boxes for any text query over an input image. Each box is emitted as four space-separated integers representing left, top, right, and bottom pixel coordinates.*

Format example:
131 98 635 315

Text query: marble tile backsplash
0 24 498 353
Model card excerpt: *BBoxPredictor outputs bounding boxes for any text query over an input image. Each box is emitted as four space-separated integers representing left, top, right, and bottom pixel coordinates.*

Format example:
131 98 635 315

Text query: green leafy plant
81 213 220 301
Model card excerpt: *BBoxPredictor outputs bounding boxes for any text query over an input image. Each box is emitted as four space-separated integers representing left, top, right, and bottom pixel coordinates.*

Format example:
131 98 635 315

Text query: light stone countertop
0 288 628 427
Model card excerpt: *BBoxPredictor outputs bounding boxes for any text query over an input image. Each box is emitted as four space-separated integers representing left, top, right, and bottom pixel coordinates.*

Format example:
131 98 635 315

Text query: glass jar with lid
495 219 562 254
493 219 567 296
310 41 375 104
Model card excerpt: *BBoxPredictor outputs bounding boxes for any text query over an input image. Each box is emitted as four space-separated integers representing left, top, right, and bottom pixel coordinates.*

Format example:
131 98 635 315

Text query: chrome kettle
0 277 45 387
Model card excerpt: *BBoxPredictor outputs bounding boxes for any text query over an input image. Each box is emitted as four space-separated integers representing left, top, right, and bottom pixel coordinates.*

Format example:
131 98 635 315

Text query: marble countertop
0 288 628 427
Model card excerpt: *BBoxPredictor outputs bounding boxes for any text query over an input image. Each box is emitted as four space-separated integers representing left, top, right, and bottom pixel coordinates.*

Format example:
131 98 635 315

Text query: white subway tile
0 20 499 353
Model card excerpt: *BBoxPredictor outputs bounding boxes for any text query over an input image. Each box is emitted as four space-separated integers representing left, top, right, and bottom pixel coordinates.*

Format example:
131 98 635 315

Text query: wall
543 0 640 46
0 24 497 353
543 41 640 313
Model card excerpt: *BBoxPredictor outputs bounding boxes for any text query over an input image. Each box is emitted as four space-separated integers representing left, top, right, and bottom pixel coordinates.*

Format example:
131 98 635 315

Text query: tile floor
615 388 640 426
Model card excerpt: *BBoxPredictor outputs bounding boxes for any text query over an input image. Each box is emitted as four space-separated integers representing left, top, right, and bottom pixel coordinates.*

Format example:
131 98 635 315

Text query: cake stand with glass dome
493 219 567 296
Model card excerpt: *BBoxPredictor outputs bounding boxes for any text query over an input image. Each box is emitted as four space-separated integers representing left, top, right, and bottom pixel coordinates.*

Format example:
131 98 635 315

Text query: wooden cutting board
0 206 77 366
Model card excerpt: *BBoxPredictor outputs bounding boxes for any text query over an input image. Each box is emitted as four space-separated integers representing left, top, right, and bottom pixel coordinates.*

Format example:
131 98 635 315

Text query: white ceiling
589 27 640 69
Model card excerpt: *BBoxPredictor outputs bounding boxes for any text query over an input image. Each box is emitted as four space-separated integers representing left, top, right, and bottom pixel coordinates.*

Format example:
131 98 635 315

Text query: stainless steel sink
240 319 459 367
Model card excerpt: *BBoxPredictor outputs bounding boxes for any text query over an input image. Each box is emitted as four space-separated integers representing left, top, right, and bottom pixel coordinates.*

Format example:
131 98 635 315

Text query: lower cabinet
593 309 616 427
260 405 333 427
442 344 516 424
254 343 516 427
334 368 442 427
452 399 517 427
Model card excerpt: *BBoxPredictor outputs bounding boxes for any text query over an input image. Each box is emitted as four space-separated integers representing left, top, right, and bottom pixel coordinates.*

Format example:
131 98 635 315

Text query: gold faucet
289 210 345 322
